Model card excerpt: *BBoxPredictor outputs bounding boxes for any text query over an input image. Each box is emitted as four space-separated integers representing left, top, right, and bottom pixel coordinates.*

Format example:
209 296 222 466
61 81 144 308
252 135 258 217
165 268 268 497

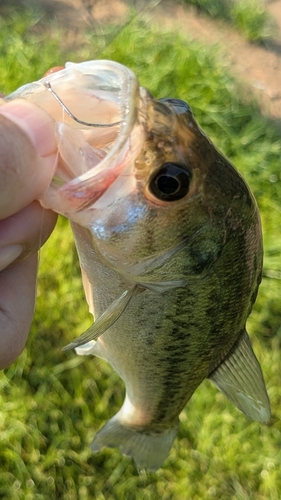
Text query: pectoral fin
63 285 141 351
209 330 270 423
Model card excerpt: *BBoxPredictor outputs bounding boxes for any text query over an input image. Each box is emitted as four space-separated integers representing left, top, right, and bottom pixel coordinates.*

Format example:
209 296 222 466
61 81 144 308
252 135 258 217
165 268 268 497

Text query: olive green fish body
70 97 267 470
7 61 270 471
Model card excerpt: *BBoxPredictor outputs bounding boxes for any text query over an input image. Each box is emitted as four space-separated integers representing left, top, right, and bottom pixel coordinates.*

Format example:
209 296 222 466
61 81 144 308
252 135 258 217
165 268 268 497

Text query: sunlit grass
183 0 275 43
231 0 274 43
0 5 281 499
0 9 64 94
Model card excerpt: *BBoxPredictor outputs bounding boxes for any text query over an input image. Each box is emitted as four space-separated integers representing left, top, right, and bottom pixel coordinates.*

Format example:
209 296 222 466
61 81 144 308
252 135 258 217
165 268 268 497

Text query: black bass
7 61 270 471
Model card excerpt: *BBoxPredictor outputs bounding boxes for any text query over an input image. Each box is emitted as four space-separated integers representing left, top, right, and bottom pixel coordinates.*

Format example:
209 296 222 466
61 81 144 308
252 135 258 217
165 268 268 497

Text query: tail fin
91 413 178 471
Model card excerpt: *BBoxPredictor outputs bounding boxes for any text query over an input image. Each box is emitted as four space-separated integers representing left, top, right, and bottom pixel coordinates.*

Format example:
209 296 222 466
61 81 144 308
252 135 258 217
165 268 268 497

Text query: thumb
0 99 58 219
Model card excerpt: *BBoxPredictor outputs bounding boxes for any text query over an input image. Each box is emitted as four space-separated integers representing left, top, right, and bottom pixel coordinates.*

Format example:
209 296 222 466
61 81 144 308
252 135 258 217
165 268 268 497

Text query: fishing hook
43 81 122 128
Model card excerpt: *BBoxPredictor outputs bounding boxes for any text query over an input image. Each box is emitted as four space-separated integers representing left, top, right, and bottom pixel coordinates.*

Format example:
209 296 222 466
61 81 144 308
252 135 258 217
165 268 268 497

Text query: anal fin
209 330 270 423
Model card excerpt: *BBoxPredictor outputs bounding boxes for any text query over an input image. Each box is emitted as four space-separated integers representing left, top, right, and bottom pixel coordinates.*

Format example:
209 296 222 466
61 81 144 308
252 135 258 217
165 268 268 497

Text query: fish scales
73 224 214 427
7 60 270 471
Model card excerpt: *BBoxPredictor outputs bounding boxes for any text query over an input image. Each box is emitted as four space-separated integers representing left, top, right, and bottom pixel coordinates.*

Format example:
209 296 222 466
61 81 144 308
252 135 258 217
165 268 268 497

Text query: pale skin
0 99 58 368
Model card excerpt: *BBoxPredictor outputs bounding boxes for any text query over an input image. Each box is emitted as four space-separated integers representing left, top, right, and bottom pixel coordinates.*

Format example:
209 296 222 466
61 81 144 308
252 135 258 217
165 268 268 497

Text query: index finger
0 100 58 219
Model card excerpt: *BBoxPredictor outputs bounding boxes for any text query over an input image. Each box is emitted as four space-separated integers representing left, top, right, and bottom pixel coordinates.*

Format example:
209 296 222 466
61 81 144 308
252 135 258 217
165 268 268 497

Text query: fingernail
0 244 23 272
0 100 57 157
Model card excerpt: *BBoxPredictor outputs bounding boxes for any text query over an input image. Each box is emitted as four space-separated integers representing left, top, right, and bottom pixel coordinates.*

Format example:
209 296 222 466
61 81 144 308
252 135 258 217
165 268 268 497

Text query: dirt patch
8 0 281 121
154 0 281 121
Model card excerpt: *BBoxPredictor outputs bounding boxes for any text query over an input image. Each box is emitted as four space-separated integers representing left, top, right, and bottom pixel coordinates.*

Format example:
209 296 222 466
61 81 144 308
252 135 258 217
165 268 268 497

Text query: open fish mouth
7 61 146 220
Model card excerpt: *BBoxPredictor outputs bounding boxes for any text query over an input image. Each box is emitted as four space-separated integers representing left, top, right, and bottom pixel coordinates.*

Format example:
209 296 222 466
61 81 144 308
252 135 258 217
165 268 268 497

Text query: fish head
7 61 259 287
85 93 225 286
61 87 257 287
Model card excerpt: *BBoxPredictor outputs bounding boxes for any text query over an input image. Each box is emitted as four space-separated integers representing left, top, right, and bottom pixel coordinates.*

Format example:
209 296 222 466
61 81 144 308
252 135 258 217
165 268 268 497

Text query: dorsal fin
208 330 270 423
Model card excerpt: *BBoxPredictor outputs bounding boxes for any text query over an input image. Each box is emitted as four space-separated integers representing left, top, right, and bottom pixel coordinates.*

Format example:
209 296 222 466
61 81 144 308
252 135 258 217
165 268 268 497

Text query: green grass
1 5 281 499
231 0 274 43
182 0 275 43
0 9 64 94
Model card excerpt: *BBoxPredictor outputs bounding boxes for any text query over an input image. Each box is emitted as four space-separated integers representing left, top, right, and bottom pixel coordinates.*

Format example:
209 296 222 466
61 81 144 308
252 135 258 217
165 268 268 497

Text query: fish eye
149 162 191 202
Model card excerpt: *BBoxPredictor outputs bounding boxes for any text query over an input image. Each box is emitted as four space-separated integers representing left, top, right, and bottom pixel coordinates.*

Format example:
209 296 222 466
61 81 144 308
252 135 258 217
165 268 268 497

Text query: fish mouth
7 61 146 220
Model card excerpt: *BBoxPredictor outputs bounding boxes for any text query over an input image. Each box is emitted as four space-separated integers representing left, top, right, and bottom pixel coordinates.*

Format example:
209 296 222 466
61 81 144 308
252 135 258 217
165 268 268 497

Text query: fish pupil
156 175 179 195
150 162 191 202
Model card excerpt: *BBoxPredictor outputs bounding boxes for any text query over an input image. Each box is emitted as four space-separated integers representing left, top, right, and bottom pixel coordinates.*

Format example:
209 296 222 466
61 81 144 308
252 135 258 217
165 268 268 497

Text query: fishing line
43 0 163 127
87 0 163 58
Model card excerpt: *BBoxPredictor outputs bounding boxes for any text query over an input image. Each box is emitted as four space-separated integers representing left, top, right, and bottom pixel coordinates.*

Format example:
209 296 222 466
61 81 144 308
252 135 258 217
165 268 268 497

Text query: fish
7 60 271 471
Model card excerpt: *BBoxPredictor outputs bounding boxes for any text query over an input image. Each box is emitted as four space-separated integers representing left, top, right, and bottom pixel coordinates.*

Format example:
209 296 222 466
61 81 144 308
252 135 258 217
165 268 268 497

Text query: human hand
0 99 58 368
